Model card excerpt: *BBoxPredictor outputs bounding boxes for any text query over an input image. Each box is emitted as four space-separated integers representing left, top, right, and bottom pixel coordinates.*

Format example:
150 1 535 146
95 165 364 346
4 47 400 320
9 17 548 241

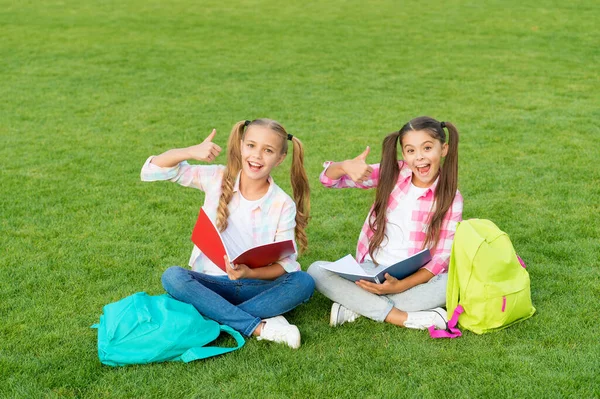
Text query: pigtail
289 137 310 254
425 121 459 251
216 121 245 232
367 131 401 264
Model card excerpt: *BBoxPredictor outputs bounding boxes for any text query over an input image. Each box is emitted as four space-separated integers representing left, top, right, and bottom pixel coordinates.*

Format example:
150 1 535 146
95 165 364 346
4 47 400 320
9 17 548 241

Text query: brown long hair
368 116 459 262
215 119 310 253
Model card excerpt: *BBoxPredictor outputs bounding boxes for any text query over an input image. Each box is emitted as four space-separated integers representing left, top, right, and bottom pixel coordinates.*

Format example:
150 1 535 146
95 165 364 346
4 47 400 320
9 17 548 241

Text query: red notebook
191 207 297 272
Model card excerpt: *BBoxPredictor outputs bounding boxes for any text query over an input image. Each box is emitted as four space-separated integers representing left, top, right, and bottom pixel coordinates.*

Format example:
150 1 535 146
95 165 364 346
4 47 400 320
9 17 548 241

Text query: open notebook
320 249 432 284
190 207 296 272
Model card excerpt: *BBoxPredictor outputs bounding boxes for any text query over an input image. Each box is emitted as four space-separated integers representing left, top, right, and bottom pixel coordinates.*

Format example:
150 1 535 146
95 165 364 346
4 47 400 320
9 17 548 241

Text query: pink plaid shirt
141 156 300 273
320 161 463 275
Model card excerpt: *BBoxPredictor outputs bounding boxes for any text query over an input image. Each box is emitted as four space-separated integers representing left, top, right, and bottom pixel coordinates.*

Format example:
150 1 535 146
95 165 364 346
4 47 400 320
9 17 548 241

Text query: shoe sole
288 326 301 349
329 303 341 327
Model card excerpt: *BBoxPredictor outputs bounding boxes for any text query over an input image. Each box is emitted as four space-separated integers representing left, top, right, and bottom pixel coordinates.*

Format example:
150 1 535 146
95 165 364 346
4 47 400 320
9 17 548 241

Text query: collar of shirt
388 162 440 210
230 171 275 212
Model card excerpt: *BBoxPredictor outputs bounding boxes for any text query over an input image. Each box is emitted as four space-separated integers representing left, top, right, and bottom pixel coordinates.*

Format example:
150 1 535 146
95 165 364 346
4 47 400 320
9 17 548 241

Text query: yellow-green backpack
437 219 536 337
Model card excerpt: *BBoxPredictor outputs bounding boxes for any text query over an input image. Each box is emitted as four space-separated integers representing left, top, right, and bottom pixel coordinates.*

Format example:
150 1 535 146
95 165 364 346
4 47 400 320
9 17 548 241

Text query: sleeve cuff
279 257 301 273
140 156 184 181
423 258 448 275
319 161 341 186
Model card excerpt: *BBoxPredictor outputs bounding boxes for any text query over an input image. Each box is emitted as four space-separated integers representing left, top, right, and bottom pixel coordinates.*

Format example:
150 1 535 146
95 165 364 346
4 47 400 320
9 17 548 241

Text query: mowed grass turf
1 0 598 397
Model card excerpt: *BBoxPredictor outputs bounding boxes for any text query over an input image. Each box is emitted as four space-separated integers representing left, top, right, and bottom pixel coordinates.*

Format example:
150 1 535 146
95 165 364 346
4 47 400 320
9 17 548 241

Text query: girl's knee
306 261 328 280
289 271 315 299
161 266 187 291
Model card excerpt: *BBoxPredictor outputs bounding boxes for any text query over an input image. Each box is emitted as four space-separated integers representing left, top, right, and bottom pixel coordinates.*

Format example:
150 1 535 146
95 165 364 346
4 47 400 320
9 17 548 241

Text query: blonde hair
215 119 311 253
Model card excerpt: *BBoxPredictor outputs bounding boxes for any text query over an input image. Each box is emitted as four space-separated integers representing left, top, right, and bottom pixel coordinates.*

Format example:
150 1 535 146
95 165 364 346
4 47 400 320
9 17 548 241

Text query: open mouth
248 161 263 172
416 164 430 175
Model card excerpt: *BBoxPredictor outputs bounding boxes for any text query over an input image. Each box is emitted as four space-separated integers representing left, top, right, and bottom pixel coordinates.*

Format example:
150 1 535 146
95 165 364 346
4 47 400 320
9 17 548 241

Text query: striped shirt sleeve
319 161 380 189
140 156 222 192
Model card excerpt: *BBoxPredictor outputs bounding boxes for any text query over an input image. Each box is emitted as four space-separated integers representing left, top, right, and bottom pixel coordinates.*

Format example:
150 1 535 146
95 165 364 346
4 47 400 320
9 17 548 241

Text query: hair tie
440 121 446 129
244 120 251 127
287 133 294 141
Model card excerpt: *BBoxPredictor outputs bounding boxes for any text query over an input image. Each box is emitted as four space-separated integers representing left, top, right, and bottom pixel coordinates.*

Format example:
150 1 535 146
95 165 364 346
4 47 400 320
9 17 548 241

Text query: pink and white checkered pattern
320 160 463 275
141 156 300 273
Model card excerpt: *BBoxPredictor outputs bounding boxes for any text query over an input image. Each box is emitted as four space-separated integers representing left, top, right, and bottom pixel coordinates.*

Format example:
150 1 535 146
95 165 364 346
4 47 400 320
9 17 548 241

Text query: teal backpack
430 219 536 338
92 292 245 366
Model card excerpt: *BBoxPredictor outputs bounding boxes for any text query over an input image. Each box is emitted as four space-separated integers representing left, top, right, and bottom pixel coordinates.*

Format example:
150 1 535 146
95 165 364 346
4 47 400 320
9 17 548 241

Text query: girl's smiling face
240 125 286 182
401 129 448 188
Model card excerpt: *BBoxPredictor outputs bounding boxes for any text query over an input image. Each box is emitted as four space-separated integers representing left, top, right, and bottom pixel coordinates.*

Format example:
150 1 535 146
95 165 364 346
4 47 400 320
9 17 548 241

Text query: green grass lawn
1 0 599 397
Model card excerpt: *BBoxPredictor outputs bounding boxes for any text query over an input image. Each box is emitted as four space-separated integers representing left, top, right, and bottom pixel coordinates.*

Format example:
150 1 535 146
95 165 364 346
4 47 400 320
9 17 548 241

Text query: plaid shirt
320 161 463 275
141 156 300 273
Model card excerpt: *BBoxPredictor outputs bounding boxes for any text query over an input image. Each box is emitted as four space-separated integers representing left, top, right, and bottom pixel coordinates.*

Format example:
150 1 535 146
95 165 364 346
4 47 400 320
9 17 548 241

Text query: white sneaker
330 302 360 327
404 307 448 330
257 316 301 349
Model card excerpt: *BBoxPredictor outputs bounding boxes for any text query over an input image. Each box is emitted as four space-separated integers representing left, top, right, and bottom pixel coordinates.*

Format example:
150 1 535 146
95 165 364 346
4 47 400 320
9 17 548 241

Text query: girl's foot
256 316 301 349
404 307 448 330
330 302 360 327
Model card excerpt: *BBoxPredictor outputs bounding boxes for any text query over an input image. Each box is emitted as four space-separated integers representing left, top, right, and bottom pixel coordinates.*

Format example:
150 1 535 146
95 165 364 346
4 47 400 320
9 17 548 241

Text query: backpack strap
428 304 464 339
179 324 246 363
445 234 463 323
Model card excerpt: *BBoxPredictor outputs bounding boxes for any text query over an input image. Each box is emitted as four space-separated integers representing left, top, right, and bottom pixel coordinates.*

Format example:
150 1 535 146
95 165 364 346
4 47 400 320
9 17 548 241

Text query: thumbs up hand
186 129 222 163
342 146 373 184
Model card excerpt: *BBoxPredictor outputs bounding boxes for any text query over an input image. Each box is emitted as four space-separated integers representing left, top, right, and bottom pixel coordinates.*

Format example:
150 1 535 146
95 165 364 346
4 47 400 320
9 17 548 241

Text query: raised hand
186 129 222 163
342 146 373 183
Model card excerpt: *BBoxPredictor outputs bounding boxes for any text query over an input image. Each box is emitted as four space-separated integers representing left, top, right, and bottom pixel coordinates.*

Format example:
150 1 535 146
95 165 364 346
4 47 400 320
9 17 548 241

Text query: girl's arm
356 268 433 295
151 129 221 167
141 130 223 190
225 260 286 281
323 146 372 181
320 147 378 189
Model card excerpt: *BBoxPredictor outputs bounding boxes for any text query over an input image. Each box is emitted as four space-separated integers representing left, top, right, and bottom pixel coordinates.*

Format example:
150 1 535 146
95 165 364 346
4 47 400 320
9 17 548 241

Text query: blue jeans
161 266 315 336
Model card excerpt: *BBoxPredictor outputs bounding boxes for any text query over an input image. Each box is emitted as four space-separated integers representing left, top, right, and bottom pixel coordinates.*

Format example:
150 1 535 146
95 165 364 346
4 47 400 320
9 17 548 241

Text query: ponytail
368 131 401 263
426 121 459 252
289 136 310 253
216 121 245 232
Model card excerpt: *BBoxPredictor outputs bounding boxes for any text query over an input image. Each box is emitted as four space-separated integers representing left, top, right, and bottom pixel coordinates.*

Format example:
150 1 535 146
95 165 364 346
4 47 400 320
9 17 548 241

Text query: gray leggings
307 261 447 322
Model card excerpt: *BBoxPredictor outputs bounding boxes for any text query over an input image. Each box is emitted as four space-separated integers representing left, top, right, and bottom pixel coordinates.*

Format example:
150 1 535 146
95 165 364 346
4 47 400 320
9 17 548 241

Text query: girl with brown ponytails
308 116 463 332
141 119 313 349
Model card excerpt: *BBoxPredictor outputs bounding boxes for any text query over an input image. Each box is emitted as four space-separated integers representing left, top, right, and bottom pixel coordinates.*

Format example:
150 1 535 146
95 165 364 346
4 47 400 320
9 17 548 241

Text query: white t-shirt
364 183 428 266
202 194 263 275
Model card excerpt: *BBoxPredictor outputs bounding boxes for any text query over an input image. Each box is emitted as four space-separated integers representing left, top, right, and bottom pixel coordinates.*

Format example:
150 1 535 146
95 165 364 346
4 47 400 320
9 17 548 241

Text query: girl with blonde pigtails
141 119 314 349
